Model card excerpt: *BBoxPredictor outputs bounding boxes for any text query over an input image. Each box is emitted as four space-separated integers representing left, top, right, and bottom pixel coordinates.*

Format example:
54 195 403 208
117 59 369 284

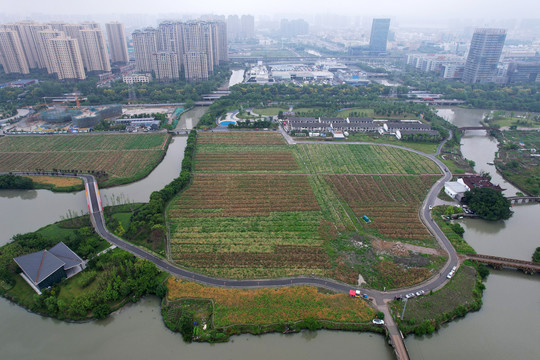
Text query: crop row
324 175 436 241
0 150 163 179
0 133 169 152
295 144 440 175
169 174 320 217
194 152 300 172
197 132 286 145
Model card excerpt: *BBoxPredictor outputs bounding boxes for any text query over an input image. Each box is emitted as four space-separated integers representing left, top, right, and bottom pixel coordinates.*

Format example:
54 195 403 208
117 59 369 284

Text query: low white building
123 73 152 84
444 179 470 200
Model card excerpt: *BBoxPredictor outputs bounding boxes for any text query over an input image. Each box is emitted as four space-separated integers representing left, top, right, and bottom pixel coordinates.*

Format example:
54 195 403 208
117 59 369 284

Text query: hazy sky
4 0 539 19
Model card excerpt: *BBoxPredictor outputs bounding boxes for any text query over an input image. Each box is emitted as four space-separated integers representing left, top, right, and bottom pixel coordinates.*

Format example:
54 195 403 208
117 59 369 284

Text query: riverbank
0 216 167 321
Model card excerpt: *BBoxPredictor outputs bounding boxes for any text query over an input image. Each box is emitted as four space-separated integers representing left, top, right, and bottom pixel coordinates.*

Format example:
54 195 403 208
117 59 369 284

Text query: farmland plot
295 144 440 174
194 152 300 172
0 133 169 185
197 132 287 145
169 174 319 217
324 175 438 244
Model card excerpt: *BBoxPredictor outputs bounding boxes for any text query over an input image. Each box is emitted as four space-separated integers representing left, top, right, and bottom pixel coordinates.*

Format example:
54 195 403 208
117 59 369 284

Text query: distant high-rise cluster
369 18 391 53
279 19 309 38
227 15 255 41
0 20 129 80
132 20 227 83
463 28 506 84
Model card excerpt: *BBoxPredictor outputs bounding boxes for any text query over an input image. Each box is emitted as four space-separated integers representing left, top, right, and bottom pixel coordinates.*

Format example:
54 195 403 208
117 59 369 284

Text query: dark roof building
13 242 84 293
460 175 504 192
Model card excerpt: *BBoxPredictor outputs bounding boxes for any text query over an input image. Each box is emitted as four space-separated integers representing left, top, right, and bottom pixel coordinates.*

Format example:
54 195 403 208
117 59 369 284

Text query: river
0 106 538 359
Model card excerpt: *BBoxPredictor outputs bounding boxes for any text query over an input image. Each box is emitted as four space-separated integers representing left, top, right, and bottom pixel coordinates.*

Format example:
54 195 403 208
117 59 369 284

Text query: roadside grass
437 157 467 174
166 278 375 327
346 132 439 154
389 265 481 335
432 206 475 254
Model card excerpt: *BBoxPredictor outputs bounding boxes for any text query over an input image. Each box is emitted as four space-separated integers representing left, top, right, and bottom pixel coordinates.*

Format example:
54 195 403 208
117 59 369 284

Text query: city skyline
2 0 539 21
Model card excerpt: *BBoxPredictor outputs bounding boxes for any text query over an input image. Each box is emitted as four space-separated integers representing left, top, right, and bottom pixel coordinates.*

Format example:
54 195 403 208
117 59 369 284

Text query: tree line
125 130 196 245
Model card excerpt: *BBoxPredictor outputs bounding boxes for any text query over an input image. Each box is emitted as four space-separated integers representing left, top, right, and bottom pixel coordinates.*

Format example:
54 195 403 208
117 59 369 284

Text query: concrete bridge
507 195 540 204
466 254 540 275
458 126 497 131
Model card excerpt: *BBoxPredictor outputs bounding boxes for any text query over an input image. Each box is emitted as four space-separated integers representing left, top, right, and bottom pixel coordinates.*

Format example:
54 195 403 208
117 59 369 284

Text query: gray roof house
14 242 84 294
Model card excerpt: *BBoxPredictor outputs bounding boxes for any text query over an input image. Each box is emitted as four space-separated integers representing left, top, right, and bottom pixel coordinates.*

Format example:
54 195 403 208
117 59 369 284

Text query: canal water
0 106 538 359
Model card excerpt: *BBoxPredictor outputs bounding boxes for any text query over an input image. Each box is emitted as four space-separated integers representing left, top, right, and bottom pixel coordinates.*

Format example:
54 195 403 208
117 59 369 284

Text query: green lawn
489 117 540 129
347 133 439 154
252 107 288 116
295 144 441 174
336 108 419 120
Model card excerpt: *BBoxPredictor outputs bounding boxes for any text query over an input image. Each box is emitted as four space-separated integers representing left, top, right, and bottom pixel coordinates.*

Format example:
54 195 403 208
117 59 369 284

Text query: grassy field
167 131 443 286
166 278 375 327
252 107 288 116
0 133 170 187
295 144 441 174
389 265 480 333
347 132 439 154
336 108 419 120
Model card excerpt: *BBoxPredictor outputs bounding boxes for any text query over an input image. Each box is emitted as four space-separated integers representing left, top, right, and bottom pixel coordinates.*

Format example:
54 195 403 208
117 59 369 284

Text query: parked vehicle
416 290 425 296
372 319 385 325
405 293 415 299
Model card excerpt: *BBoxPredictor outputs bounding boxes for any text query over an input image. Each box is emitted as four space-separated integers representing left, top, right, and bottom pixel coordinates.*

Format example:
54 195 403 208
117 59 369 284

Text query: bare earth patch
371 239 443 257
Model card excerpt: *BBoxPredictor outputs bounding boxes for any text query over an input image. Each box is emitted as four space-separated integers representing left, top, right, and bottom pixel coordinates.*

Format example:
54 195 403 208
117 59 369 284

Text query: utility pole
401 298 408 320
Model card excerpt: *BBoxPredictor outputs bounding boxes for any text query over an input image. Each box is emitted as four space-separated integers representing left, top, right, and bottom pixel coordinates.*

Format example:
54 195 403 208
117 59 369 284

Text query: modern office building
132 28 159 72
47 36 86 80
152 51 179 82
462 28 506 84
105 22 129 64
506 61 540 83
79 28 111 72
0 28 30 74
369 18 390 53
183 50 208 82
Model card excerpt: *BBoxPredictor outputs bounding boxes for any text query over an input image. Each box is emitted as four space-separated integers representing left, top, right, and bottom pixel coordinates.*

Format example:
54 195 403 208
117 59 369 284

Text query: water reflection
0 189 38 200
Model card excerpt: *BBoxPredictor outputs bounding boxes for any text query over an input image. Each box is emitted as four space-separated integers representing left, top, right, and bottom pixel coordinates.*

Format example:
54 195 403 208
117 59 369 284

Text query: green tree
462 188 512 221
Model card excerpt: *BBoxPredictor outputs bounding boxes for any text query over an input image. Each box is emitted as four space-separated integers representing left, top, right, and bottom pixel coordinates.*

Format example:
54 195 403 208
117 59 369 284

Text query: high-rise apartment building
227 15 240 41
105 22 129 64
47 36 86 80
0 29 30 74
132 28 159 72
240 15 255 40
183 50 208 82
462 28 506 84
152 51 179 82
37 29 64 74
181 21 215 73
2 21 46 69
79 28 111 72
369 18 390 53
